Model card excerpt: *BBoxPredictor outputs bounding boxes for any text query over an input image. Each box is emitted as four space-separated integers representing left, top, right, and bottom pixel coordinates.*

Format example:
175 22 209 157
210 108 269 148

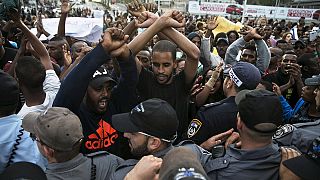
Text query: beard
130 138 150 158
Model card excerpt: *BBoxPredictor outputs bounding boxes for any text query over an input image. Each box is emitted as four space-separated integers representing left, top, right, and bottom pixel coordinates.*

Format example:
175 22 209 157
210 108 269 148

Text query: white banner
32 17 103 42
188 1 319 20
189 1 228 15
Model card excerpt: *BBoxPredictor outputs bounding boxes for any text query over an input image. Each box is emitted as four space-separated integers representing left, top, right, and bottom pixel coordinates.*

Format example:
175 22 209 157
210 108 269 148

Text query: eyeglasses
31 135 45 145
138 132 177 143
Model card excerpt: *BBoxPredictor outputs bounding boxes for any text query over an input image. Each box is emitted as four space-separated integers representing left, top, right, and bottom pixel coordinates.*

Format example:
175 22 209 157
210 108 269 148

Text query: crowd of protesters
0 0 320 179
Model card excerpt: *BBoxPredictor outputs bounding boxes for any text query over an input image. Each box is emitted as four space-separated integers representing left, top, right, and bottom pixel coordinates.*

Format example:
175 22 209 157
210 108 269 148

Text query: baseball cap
0 70 19 106
305 75 320 86
159 147 208 180
0 162 47 180
89 66 116 88
225 62 261 90
216 38 229 45
187 32 201 41
112 98 178 142
235 89 282 134
283 136 320 180
294 39 306 48
22 107 84 151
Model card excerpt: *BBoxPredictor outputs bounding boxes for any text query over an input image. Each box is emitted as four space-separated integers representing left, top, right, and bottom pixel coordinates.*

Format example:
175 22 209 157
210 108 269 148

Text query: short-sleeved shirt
137 68 193 141
18 70 61 118
187 96 238 145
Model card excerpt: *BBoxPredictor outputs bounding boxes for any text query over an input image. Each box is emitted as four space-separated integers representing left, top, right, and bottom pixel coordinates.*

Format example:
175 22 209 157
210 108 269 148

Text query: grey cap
305 75 320 86
216 38 229 45
23 107 83 151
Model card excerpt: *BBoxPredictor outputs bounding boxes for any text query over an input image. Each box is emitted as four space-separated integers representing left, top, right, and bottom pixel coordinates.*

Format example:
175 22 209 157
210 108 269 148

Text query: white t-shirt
18 70 60 118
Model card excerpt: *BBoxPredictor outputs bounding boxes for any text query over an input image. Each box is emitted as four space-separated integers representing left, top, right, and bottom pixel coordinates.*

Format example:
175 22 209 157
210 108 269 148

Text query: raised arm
255 39 270 73
7 37 27 76
225 37 246 65
53 28 128 113
160 11 200 84
58 0 73 37
10 10 53 70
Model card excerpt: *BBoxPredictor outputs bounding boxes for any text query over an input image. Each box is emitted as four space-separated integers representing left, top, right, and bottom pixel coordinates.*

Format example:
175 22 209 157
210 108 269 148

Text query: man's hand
205 62 223 89
62 44 72 67
241 26 265 41
239 25 253 36
287 63 302 81
136 11 159 28
125 155 162 180
225 132 241 149
190 76 204 102
200 128 234 151
207 16 219 31
127 0 146 17
61 0 74 14
101 28 129 53
272 83 282 96
160 10 185 28
280 147 301 180
143 3 158 13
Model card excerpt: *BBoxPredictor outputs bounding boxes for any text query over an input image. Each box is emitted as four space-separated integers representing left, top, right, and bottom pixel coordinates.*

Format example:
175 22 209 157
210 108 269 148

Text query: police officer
187 62 261 150
273 75 320 153
205 89 283 180
111 98 211 180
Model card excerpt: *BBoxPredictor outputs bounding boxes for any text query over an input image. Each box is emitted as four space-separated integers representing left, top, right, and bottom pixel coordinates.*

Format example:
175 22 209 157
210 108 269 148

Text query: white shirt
18 70 60 118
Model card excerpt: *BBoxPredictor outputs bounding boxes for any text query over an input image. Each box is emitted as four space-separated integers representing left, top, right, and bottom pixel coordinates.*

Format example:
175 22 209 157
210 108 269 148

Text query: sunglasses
138 132 177 143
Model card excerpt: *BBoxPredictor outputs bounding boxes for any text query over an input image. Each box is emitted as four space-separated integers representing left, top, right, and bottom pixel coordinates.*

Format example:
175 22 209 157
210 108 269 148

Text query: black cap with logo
112 98 178 142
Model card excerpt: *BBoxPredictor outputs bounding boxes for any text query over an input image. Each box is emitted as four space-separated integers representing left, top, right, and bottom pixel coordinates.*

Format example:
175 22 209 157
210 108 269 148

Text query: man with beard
132 10 200 142
111 98 210 179
225 26 270 74
53 28 138 159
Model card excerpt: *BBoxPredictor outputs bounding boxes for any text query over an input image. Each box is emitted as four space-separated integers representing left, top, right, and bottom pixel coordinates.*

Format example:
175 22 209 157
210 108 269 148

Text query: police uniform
273 119 320 154
205 143 281 180
46 151 123 180
187 96 238 145
111 141 212 180
111 146 175 180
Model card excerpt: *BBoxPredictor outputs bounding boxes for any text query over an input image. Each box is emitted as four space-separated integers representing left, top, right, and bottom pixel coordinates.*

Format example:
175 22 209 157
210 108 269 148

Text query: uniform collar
46 154 87 172
153 145 174 158
227 143 280 160
221 96 236 103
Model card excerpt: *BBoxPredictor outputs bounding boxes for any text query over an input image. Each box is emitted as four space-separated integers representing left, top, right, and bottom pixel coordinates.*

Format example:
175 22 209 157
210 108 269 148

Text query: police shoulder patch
272 124 295 139
187 119 203 138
